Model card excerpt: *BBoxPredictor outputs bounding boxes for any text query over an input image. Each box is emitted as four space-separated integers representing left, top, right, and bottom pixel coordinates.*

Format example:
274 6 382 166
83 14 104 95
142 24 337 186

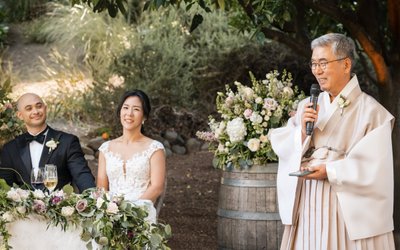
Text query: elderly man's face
310 45 351 98
17 94 47 129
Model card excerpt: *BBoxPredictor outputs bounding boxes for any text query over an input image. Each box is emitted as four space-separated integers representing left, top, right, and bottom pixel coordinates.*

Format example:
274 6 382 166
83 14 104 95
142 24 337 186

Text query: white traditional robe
270 75 395 249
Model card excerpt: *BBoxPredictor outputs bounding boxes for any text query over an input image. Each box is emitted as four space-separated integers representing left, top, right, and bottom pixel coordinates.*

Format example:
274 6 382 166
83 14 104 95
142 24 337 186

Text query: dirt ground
159 151 221 249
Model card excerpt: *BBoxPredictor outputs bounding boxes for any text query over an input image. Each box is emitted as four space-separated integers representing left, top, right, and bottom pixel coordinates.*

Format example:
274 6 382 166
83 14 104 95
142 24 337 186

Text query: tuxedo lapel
39 127 61 167
18 135 33 175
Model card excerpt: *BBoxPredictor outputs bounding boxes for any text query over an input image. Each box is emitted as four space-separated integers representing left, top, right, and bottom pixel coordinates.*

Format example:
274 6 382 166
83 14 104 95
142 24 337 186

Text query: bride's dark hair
116 90 151 132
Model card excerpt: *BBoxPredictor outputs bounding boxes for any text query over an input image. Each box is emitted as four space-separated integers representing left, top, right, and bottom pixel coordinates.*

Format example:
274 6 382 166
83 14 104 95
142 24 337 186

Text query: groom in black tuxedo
0 93 95 192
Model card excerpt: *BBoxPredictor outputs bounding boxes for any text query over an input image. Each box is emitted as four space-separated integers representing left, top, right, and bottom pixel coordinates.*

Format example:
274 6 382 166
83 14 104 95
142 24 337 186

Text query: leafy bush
1 0 49 22
0 59 25 146
28 2 312 139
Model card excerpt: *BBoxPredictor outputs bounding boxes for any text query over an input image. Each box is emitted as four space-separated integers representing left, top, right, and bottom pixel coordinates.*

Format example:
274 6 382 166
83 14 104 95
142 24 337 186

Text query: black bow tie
25 129 47 144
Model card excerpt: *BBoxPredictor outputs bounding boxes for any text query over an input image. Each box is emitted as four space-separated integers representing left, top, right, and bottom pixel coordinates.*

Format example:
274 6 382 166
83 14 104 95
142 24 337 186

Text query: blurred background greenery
0 0 314 139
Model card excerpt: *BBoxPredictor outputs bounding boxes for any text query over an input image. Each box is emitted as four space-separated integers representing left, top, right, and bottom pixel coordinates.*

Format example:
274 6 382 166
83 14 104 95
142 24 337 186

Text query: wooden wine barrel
217 163 283 250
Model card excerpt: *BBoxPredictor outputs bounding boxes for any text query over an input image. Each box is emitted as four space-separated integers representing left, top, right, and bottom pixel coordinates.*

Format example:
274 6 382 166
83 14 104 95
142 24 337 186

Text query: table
6 215 91 250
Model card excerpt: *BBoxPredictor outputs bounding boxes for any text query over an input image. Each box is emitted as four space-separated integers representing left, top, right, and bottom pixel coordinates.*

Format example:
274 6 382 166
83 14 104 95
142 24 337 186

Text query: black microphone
306 84 320 136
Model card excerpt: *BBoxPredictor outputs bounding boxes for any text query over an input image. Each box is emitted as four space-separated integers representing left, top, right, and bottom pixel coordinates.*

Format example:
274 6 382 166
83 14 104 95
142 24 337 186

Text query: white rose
33 189 45 199
247 138 261 152
16 189 29 200
16 206 26 214
106 202 119 214
242 87 254 100
250 113 263 124
96 197 105 209
2 212 13 222
61 206 75 217
226 118 247 143
264 98 278 111
255 97 263 104
283 86 294 97
7 189 21 202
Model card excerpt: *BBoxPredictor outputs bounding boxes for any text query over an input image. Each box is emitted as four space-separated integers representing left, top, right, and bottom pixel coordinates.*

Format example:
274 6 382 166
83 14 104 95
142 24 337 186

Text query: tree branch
259 27 310 58
236 0 310 58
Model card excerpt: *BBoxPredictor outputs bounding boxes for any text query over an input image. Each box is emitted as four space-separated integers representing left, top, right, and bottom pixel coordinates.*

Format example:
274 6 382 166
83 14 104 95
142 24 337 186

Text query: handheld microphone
305 84 320 136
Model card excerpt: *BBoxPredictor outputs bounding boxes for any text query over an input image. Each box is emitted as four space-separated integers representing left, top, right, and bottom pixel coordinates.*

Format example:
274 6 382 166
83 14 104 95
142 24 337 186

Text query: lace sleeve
147 140 165 158
98 141 110 154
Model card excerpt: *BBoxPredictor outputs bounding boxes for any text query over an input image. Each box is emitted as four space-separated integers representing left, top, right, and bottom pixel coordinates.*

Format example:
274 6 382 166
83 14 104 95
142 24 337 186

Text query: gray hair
311 33 356 68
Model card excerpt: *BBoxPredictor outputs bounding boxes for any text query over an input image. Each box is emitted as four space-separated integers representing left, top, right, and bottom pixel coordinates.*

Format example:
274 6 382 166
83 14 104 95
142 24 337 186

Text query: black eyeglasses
309 57 348 70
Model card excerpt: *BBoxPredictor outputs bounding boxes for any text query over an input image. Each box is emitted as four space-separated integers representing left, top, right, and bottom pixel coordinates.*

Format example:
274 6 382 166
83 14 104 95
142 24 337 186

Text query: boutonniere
46 138 59 153
337 95 350 116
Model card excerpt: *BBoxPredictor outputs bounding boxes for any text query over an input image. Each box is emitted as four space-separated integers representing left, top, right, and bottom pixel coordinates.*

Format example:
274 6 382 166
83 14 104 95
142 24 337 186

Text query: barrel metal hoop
217 208 281 221
230 164 278 173
221 178 276 187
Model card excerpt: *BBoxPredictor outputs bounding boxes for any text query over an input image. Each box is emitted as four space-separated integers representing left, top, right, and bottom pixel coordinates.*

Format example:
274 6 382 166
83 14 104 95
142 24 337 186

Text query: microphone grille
310 84 320 96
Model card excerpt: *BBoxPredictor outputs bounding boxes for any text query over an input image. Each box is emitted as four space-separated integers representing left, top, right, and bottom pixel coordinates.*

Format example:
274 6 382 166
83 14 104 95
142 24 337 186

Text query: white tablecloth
6 215 90 250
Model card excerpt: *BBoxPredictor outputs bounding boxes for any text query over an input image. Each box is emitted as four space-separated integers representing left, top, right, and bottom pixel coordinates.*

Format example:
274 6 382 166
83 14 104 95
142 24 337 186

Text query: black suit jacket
0 126 95 192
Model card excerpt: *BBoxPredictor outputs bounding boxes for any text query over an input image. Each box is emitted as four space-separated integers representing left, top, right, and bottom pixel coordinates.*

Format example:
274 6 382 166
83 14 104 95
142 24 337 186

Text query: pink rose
75 199 88 212
243 109 253 119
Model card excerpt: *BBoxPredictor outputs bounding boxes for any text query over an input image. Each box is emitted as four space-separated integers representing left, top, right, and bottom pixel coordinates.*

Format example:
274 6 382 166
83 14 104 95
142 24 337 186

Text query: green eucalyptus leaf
62 184 74 195
149 233 162 246
0 179 10 191
165 224 172 236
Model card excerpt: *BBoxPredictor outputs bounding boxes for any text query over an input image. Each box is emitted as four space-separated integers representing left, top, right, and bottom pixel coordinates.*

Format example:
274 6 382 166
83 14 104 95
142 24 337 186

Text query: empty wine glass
31 168 45 190
44 164 58 192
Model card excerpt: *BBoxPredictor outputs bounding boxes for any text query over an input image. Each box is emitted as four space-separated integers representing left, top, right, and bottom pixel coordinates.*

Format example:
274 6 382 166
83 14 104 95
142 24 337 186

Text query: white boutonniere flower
337 95 350 116
46 138 59 153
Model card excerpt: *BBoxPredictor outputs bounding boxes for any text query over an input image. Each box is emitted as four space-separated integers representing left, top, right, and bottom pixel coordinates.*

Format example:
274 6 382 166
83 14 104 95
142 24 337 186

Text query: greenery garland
0 182 171 250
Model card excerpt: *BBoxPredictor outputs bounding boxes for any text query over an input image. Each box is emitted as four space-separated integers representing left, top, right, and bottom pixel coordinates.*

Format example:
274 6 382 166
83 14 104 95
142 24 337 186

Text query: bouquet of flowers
197 70 305 170
0 183 171 250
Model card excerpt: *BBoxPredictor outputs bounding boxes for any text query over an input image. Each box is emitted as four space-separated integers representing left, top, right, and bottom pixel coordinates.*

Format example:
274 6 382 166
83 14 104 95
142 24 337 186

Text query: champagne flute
31 168 45 190
44 164 58 192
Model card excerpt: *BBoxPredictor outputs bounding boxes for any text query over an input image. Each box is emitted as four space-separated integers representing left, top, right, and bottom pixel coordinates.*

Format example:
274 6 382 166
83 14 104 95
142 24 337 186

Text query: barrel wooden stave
217 163 283 250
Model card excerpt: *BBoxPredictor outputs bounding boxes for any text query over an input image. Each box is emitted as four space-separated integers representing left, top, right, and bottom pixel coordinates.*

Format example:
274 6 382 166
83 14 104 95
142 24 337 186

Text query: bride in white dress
96 90 166 224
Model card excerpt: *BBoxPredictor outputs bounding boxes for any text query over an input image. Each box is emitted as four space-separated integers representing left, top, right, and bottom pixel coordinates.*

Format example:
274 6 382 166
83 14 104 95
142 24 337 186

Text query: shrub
0 59 25 146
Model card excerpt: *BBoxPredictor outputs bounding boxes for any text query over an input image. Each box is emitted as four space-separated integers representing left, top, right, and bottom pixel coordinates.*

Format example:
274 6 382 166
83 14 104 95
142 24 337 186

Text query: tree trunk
383 70 400 247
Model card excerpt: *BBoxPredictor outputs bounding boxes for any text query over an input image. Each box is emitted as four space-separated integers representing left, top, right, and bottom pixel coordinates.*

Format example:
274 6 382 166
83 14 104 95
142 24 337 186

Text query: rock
165 147 173 157
164 130 178 142
200 142 210 151
185 138 201 154
88 160 98 179
151 134 164 143
176 134 186 146
81 145 94 156
84 155 95 161
172 145 186 155
162 140 171 149
87 137 105 151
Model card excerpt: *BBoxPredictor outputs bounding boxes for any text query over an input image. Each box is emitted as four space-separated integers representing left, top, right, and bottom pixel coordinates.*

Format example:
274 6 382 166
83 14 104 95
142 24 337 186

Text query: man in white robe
270 33 395 249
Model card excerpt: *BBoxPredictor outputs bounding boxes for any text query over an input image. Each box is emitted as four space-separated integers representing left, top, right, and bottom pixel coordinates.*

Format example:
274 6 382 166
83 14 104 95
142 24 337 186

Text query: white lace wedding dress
98 140 164 224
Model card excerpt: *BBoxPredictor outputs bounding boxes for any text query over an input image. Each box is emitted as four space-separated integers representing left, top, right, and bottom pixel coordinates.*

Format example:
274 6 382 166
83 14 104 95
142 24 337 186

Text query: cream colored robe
270 75 394 240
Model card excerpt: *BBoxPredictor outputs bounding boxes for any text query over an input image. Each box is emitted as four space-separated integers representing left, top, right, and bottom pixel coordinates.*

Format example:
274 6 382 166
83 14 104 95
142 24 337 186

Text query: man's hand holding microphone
290 84 327 179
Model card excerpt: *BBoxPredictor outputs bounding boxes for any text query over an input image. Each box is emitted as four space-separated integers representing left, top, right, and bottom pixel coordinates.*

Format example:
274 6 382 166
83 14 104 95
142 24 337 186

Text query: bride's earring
142 120 145 125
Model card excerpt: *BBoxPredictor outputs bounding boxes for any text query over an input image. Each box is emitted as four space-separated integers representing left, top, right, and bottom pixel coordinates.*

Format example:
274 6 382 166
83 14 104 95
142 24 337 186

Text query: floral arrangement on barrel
0 183 171 250
197 70 305 170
